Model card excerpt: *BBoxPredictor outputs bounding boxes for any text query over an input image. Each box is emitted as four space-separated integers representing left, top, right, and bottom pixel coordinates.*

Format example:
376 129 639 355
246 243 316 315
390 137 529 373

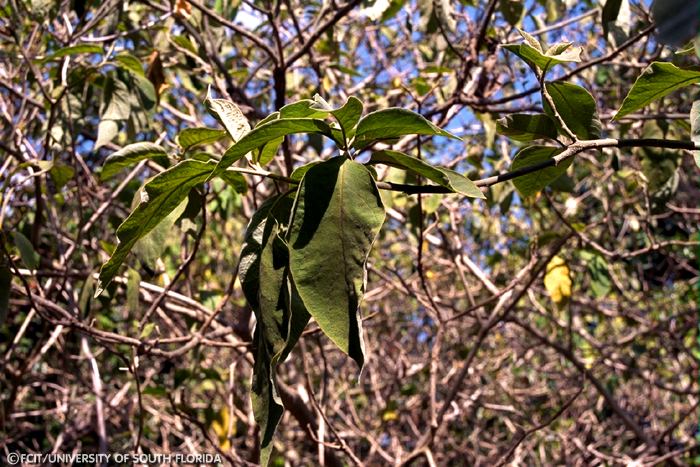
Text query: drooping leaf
614 62 700 120
101 142 168 180
12 231 39 269
96 160 214 295
690 100 700 168
353 108 459 149
239 196 309 465
257 137 283 166
205 88 251 143
543 81 601 140
288 157 385 367
369 150 484 198
177 127 228 151
496 113 559 142
214 118 334 174
239 194 296 311
511 146 570 197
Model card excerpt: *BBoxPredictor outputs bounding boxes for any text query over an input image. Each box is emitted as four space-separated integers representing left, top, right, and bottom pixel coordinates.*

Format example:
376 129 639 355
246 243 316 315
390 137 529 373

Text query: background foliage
1 0 699 465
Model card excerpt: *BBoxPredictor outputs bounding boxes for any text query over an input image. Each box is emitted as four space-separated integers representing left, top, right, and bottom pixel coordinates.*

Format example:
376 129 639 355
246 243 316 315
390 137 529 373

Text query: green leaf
132 194 187 267
12 231 39 269
290 161 320 181
278 100 328 119
691 101 700 168
353 108 459 149
114 53 145 76
239 194 296 312
369 150 484 198
40 44 103 62
324 96 364 141
219 170 248 193
511 146 570 197
502 36 582 75
602 0 630 37
499 0 524 26
496 113 559 142
214 118 333 174
544 82 600 140
239 196 309 465
101 142 168 180
95 120 118 150
177 128 228 151
257 137 283 166
96 160 214 295
580 251 612 298
205 89 251 142
614 62 700 120
49 162 75 189
288 157 385 367
102 75 131 121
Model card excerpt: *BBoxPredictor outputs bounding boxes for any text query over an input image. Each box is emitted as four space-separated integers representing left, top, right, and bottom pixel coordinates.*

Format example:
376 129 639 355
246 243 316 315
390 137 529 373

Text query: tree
1 0 698 465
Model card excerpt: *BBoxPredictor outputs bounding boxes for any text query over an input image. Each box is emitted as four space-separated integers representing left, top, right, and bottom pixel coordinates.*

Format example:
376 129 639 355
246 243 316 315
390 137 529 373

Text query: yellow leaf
382 409 398 422
211 407 234 450
544 256 571 304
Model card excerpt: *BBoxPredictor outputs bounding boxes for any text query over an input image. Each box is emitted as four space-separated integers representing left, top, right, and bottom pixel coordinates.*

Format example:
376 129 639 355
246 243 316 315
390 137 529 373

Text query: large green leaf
214 118 333 174
496 113 559 142
352 108 459 149
177 128 228 151
543 81 600 140
511 146 570 197
101 142 168 180
96 160 214 295
369 150 484 198
691 101 700 168
614 62 700 120
288 157 385 367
